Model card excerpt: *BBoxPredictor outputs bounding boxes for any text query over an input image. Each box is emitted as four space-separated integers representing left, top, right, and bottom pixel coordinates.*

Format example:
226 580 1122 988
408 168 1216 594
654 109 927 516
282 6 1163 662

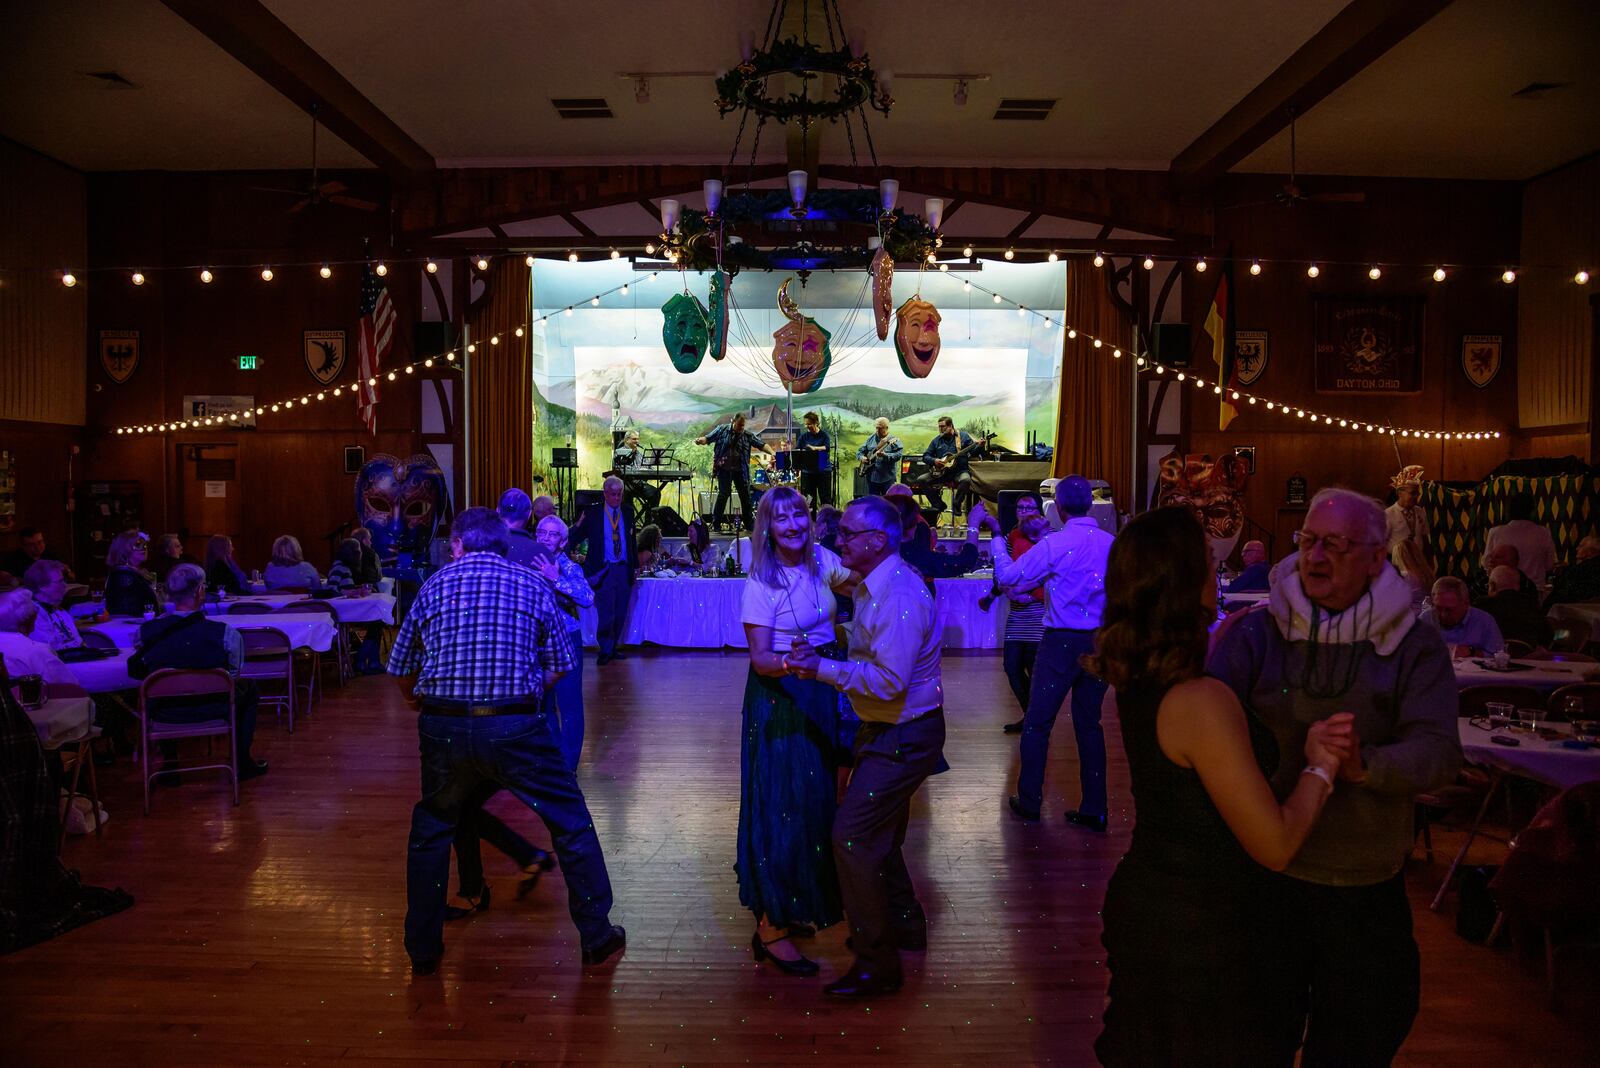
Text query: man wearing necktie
572 477 636 666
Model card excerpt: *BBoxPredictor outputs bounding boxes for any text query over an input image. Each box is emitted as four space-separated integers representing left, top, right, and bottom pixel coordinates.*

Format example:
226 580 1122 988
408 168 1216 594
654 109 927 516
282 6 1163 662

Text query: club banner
1313 296 1423 394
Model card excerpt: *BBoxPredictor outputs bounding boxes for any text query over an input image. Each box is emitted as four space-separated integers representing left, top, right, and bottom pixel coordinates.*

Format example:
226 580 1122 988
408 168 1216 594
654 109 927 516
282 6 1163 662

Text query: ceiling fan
1224 108 1366 210
250 105 379 214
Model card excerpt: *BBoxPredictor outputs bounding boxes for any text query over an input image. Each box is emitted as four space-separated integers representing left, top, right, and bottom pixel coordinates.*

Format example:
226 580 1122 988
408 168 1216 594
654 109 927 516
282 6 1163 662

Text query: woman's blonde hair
1399 539 1435 590
749 486 815 586
270 534 304 567
106 529 147 568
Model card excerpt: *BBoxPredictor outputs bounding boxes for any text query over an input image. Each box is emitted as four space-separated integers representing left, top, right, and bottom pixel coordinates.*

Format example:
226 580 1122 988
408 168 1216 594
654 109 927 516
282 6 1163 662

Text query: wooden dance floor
2 652 1591 1065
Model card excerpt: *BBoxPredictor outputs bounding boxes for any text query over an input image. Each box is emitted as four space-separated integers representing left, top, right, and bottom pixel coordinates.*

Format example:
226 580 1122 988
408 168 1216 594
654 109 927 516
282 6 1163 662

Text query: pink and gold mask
894 297 942 378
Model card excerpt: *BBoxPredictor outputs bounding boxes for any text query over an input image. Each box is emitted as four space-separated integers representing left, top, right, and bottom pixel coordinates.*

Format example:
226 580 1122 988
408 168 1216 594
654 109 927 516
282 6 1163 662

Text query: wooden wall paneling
0 139 87 426
1517 154 1599 431
0 419 80 564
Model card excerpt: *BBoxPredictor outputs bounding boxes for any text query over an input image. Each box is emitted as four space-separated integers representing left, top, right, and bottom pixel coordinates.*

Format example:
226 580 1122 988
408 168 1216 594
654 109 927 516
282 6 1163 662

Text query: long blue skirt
734 666 853 929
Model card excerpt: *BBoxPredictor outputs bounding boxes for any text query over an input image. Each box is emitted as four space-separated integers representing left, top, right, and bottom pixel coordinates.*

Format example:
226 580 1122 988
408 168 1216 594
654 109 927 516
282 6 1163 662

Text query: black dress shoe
596 653 613 666
610 651 628 661
824 961 902 998
1064 809 1108 833
1002 719 1024 734
751 932 819 976
444 882 490 921
581 924 626 966
516 851 557 899
239 758 269 781
411 956 440 977
1007 795 1041 822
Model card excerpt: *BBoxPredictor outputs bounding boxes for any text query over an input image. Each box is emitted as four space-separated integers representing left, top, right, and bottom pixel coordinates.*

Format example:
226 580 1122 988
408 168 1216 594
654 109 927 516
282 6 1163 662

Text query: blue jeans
544 626 585 771
1018 628 1107 818
404 711 614 962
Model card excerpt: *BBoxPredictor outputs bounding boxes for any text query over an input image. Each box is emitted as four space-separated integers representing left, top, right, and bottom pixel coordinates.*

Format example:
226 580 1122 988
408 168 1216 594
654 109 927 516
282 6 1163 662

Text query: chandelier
657 0 939 279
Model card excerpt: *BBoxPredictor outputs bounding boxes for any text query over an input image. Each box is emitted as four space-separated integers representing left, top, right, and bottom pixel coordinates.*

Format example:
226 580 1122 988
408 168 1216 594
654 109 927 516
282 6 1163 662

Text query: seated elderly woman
204 534 251 596
0 589 78 689
22 561 83 651
129 563 266 782
263 535 322 590
103 530 160 618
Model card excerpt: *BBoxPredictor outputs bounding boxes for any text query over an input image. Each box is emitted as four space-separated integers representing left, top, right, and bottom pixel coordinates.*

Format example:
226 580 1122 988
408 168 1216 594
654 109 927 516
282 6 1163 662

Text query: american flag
356 264 395 434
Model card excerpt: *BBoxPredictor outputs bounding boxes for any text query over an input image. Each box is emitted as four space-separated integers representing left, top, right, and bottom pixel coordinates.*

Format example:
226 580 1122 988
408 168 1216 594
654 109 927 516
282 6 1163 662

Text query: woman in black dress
1088 507 1355 1067
103 530 159 617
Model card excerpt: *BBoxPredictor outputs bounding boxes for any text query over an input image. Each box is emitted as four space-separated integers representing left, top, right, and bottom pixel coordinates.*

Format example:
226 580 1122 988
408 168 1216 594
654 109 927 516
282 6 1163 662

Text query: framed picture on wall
1461 334 1502 389
1234 331 1268 386
1232 444 1257 475
304 330 347 385
1312 296 1424 394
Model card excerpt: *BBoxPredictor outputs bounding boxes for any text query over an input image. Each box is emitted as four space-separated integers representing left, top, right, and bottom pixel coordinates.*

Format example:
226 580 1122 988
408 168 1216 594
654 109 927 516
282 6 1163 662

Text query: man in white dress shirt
978 475 1115 831
786 495 944 998
1482 492 1558 587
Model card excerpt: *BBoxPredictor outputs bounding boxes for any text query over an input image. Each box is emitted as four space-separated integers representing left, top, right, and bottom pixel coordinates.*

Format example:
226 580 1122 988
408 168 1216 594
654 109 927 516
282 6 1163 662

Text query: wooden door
176 442 242 560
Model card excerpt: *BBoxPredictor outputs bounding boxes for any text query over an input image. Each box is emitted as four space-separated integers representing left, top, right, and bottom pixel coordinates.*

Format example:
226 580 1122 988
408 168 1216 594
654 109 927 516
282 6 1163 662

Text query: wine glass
1559 694 1585 724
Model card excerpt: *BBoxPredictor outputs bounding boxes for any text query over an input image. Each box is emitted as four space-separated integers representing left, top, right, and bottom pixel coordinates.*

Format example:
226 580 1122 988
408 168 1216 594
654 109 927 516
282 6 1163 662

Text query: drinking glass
1517 707 1543 734
1572 720 1600 743
1484 701 1515 726
1559 695 1586 723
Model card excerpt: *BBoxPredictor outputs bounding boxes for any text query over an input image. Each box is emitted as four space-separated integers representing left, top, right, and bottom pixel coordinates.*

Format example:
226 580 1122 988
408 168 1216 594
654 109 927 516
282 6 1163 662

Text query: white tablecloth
1459 720 1600 790
1453 657 1597 692
86 613 339 653
65 649 137 693
619 575 1005 651
25 695 95 749
1548 602 1600 630
206 592 397 625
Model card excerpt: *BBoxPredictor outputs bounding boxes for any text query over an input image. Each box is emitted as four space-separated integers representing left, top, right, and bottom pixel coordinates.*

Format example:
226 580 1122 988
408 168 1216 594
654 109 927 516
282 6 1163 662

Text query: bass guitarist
913 416 983 515
855 418 904 497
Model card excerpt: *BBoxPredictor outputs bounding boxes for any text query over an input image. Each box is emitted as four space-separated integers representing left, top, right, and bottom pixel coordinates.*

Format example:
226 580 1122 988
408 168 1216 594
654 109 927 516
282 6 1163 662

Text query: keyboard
630 468 693 481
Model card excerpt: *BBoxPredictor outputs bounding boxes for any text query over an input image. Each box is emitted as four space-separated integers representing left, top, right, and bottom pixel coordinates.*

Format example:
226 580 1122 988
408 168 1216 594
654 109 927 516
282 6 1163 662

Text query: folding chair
138 668 237 814
227 602 275 615
283 600 347 688
238 625 295 733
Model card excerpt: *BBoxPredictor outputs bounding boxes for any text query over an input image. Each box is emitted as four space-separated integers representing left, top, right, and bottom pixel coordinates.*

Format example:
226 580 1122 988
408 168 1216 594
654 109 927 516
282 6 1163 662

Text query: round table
64 649 137 694
1453 656 1597 693
207 592 397 625
85 613 339 653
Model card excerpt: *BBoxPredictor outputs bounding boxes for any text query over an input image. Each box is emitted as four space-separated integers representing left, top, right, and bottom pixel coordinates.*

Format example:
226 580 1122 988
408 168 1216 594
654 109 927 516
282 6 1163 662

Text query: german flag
1203 263 1237 429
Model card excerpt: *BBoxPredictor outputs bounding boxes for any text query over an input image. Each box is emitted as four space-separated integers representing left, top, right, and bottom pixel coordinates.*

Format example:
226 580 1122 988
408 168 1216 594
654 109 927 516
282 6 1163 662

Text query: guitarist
696 412 771 531
913 416 979 515
855 418 904 497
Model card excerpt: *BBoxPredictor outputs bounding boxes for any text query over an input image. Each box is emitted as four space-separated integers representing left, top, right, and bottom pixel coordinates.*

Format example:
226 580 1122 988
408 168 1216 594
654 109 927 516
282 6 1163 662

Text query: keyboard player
611 430 661 514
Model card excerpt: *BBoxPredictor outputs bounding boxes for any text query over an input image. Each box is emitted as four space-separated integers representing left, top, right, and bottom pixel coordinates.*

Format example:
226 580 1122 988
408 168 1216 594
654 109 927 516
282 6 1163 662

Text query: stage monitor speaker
343 446 365 474
414 322 460 359
998 488 1044 535
652 506 689 537
573 489 604 520
1151 322 1191 367
550 447 578 469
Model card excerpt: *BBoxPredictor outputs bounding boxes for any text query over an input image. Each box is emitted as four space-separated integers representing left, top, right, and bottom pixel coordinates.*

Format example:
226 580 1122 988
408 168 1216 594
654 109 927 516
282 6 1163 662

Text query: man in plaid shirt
389 507 624 975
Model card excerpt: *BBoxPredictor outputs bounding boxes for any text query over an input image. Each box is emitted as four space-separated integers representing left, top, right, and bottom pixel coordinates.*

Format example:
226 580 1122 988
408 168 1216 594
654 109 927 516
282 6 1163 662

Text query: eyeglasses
835 524 878 544
1292 530 1378 555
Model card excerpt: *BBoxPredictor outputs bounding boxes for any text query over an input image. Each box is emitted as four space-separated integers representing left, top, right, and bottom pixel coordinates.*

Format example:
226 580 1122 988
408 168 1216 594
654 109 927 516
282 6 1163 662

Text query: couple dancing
735 487 944 997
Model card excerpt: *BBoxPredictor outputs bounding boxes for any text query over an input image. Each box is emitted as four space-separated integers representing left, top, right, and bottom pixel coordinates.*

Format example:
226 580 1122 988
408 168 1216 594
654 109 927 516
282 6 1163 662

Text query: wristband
1300 765 1335 790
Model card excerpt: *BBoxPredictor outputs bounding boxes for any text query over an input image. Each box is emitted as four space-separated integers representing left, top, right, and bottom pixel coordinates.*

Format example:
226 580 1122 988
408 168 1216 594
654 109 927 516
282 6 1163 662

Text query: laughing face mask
661 292 710 373
894 297 942 378
771 278 832 393
355 453 448 559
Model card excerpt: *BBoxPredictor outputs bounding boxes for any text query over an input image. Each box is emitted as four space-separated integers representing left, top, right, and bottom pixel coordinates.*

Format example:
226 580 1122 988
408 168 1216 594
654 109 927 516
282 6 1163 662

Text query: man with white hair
1208 486 1461 1065
569 476 635 666
1422 576 1505 657
785 494 945 998
1479 565 1553 650
0 589 77 687
855 418 904 497
1227 539 1271 592
1543 533 1600 610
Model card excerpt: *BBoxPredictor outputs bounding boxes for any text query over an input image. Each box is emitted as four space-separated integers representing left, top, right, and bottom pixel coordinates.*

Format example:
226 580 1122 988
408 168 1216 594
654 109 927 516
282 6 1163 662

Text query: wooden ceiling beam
1170 0 1454 183
160 0 434 177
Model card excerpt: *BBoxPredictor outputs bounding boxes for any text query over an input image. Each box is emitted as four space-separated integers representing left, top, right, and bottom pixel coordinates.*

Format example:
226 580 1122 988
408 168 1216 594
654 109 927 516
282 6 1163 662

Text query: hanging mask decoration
355 453 449 560
1154 449 1251 568
894 296 942 378
870 247 894 340
661 291 710 373
771 278 833 394
708 270 730 361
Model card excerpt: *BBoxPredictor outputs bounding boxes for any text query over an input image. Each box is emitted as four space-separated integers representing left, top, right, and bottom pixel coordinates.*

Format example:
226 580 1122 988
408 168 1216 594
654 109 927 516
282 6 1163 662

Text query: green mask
708 271 730 361
661 292 710 373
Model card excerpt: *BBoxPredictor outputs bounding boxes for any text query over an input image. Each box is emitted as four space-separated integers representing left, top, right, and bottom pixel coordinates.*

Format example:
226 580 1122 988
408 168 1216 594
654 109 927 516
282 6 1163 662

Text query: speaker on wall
1151 322 1191 367
343 446 365 474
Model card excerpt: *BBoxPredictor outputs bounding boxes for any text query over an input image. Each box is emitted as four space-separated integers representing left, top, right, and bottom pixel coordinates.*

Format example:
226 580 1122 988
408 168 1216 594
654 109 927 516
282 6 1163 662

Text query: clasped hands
966 502 1002 536
782 637 822 679
1305 712 1367 784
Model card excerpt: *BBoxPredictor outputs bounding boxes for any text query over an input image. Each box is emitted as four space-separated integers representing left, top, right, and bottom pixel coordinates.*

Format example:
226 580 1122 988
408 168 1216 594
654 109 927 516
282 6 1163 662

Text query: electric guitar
932 431 995 472
857 435 897 477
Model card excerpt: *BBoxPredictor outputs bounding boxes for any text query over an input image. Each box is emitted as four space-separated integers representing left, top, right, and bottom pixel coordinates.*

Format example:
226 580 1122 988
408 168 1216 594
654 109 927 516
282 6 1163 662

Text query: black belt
420 701 540 718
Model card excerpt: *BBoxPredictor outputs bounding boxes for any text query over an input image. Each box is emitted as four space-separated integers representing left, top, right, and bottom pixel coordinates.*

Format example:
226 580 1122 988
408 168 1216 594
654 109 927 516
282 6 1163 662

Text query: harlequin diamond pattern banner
1422 474 1600 579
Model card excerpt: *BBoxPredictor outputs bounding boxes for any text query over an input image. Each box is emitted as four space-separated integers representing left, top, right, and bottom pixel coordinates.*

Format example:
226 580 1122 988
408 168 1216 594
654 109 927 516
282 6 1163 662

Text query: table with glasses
84 613 339 653
1432 717 1600 910
1453 656 1597 692
205 592 398 625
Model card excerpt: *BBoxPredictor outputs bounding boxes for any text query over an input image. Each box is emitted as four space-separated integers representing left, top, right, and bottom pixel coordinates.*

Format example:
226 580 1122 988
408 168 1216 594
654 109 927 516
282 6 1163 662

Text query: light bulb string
110 267 1504 441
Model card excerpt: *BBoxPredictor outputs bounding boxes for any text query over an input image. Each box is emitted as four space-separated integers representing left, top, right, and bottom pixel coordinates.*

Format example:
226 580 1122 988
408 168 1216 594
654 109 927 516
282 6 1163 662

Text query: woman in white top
737 486 856 976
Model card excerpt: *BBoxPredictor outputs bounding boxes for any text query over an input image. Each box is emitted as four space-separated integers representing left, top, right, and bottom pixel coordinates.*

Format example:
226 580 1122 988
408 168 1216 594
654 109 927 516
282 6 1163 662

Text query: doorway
176 443 242 561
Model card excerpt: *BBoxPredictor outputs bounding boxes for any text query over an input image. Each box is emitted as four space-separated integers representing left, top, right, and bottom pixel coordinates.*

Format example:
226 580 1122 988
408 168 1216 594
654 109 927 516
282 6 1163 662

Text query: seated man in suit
1544 535 1600 610
128 563 266 782
568 477 636 666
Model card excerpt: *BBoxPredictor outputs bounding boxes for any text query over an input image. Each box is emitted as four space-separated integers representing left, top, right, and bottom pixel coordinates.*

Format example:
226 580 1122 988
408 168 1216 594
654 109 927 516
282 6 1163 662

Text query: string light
490 336 500 345
200 269 214 284
1501 269 1517 284
1575 270 1590 285
261 267 274 282
404 364 415 374
426 260 438 274
1249 261 1261 276
131 271 145 286
319 265 332 279
992 293 1002 303
962 245 974 258
567 251 579 262
1003 248 1015 260
514 326 525 337
592 295 601 306
466 343 476 353
610 249 620 260
938 262 949 272
644 242 656 255
1092 252 1104 268
1195 258 1207 273
1066 328 1076 339
1142 256 1154 270
525 255 536 267
1432 267 1447 282
1368 266 1382 280
1047 250 1059 263
475 256 489 271
1306 263 1320 278
374 262 388 277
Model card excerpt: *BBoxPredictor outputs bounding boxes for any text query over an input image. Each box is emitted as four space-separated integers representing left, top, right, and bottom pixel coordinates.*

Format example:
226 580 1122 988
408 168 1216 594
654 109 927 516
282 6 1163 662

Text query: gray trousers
832 709 945 975
594 561 630 657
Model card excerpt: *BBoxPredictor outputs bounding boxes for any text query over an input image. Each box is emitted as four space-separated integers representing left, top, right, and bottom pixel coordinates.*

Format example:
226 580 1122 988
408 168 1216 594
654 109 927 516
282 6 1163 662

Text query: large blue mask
355 453 448 559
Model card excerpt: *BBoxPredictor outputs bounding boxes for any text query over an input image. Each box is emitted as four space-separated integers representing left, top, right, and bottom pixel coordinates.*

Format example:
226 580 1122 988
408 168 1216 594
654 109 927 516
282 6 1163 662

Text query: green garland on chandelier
713 37 888 126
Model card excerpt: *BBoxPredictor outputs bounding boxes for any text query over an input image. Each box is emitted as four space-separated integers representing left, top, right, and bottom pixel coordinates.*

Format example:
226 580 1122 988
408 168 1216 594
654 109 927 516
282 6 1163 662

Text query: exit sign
238 354 259 370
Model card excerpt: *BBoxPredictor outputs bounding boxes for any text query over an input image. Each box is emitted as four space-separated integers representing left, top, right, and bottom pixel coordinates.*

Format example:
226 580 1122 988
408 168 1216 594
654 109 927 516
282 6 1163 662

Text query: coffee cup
1492 649 1510 669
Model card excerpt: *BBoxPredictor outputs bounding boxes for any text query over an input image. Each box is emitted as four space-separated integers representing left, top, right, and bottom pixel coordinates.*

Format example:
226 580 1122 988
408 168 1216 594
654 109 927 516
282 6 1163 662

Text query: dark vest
134 612 232 718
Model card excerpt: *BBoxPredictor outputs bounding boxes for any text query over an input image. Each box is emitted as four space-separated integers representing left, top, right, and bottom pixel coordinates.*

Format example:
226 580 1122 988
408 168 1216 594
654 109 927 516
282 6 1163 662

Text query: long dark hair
1084 507 1213 692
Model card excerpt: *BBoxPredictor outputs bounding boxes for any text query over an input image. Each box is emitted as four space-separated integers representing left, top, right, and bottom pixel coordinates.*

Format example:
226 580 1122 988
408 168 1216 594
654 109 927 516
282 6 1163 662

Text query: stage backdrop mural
527 261 1066 512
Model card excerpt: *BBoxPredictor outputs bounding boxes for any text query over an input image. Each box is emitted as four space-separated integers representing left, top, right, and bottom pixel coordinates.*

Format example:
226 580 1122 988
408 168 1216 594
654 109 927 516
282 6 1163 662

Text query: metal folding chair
138 668 237 814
